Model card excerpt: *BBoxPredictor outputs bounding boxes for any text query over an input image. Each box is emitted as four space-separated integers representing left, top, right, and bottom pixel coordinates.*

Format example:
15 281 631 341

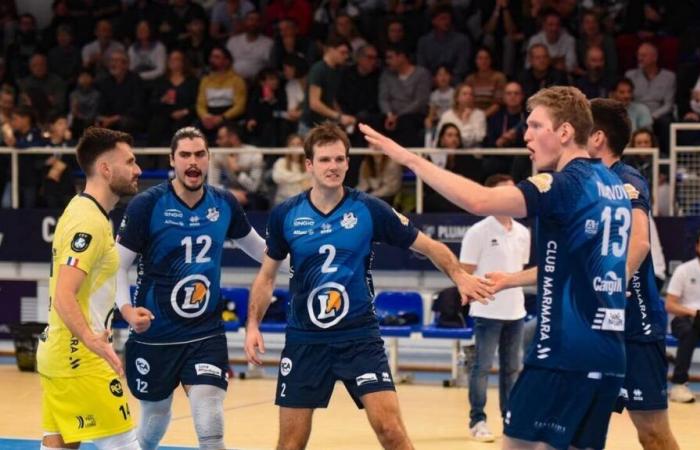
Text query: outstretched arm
360 123 528 218
410 232 494 304
245 255 282 365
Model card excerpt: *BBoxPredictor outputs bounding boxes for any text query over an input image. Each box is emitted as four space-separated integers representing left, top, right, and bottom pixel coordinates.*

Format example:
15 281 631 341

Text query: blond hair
526 86 592 147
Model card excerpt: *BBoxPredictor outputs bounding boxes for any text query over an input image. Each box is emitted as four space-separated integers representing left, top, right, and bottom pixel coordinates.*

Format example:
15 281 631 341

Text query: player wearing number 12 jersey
244 123 493 450
115 127 271 450
361 86 632 449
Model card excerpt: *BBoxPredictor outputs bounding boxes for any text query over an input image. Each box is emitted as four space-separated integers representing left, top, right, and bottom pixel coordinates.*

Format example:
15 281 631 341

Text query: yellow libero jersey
37 193 119 378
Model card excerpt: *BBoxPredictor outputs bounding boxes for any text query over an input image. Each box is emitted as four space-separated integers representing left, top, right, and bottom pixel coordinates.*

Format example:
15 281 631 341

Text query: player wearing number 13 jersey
359 87 632 450
115 127 271 450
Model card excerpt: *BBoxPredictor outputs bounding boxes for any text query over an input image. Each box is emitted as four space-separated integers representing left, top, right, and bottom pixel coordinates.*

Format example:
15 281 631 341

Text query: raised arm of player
115 243 154 333
245 254 283 365
410 232 494 305
53 265 124 376
626 209 651 282
234 228 291 274
486 266 538 294
360 123 528 218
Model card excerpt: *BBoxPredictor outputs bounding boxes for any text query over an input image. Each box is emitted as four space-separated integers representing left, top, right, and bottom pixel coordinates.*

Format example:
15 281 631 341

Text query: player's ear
559 122 573 145
304 157 312 172
169 152 175 169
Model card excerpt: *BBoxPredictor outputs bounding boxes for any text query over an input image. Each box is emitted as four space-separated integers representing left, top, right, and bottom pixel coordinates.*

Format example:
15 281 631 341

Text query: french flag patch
66 256 79 267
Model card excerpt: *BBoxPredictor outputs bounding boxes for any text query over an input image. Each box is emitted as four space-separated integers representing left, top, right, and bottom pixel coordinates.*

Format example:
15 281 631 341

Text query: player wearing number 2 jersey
244 123 494 450
362 86 631 450
115 127 272 450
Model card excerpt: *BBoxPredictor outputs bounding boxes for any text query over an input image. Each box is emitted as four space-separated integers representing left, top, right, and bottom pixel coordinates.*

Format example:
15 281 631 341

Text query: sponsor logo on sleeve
392 208 409 226
527 173 553 193
623 183 640 200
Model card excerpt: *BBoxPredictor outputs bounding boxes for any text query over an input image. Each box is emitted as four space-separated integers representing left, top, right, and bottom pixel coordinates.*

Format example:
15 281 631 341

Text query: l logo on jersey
71 232 92 252
171 274 211 318
307 282 349 328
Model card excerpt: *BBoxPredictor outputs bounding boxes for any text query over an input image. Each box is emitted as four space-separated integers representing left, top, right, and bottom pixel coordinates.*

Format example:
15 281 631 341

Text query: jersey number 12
181 235 212 263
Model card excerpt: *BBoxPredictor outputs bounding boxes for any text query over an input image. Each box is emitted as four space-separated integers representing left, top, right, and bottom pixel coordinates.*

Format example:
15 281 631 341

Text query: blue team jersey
117 182 252 343
610 161 666 342
266 188 419 344
517 159 631 376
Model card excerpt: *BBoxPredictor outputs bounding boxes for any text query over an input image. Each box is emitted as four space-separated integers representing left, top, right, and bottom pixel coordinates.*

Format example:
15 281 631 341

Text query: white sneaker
469 421 495 442
669 383 696 403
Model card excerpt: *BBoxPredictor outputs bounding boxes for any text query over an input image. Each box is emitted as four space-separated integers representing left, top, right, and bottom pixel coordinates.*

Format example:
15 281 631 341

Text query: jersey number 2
181 235 212 263
319 244 337 273
600 206 630 257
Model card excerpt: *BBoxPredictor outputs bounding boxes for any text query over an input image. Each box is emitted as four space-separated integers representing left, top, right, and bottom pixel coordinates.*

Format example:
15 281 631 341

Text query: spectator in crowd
148 49 199 146
377 17 414 58
42 114 76 209
625 42 676 152
356 153 403 205
245 68 288 147
423 123 480 211
47 25 81 85
269 18 313 71
0 58 15 92
337 44 381 147
212 122 267 209
196 46 247 136
460 173 530 443
479 0 524 78
379 43 431 147
574 46 612 100
312 0 360 42
41 0 75 49
665 233 700 403
0 86 14 204
517 43 568 98
483 81 526 180
610 77 653 132
117 0 168 45
95 50 145 134
271 133 310 205
575 9 617 81
629 127 670 216
630 128 657 149
18 53 66 117
685 73 700 121
161 0 208 45
282 54 307 129
6 14 42 80
81 19 125 79
69 68 100 137
20 87 52 129
526 8 577 73
465 47 506 118
178 17 213 78
436 83 486 148
300 35 355 135
264 0 313 37
1 106 48 208
0 86 14 128
328 13 367 56
128 20 167 82
226 10 274 82
425 65 454 133
210 0 255 41
417 5 471 82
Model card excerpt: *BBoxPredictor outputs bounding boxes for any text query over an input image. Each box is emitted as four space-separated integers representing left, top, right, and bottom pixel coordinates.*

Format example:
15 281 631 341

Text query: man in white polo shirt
665 232 700 403
459 174 531 442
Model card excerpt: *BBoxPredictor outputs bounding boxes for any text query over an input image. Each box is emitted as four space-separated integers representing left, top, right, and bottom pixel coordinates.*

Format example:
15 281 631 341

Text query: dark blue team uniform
265 188 418 408
505 159 631 449
117 182 252 400
611 161 669 412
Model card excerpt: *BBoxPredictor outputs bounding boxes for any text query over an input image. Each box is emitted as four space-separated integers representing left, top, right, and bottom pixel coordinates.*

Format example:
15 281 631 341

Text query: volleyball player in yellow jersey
36 127 144 450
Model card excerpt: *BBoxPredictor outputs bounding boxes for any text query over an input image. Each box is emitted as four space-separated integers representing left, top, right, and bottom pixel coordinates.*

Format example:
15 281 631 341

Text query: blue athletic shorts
275 338 395 409
504 366 623 450
125 334 229 401
615 340 668 412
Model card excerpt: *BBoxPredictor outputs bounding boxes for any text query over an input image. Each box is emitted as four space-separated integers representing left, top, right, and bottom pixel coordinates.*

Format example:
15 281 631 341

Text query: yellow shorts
41 369 134 443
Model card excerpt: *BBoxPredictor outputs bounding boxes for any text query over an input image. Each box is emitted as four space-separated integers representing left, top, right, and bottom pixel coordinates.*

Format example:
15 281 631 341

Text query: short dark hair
170 126 208 155
76 127 133 175
303 122 350 160
385 43 410 58
431 4 453 19
324 34 350 51
209 45 232 62
484 174 514 187
590 98 631 157
613 77 634 92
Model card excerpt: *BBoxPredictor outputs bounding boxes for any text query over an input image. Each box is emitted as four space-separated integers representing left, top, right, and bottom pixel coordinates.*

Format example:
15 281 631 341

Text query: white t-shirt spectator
666 258 700 314
436 107 486 147
128 41 167 80
430 87 454 121
460 216 530 320
526 30 577 72
226 34 273 80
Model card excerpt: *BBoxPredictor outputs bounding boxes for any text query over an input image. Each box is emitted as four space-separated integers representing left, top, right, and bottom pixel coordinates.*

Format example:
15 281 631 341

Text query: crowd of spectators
0 0 699 211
